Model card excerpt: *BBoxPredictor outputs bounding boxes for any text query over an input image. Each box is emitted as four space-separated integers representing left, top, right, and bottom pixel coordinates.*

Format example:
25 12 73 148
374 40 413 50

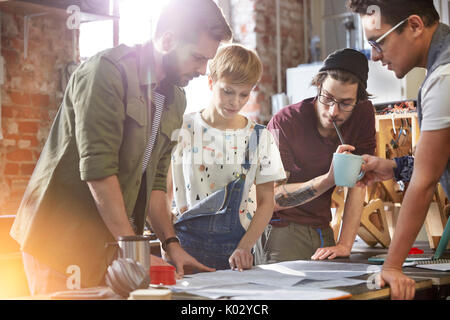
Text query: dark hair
155 0 233 43
311 69 372 102
347 0 440 33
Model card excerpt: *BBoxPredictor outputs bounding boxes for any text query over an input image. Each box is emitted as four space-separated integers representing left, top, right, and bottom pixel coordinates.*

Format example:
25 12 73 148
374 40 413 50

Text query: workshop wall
0 0 308 214
0 12 77 214
231 0 307 123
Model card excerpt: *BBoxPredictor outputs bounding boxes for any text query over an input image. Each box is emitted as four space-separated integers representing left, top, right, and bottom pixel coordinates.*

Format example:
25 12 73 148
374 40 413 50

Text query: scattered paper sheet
264 260 375 281
171 260 374 300
173 267 305 291
230 288 351 300
294 278 368 289
177 283 350 300
415 263 450 271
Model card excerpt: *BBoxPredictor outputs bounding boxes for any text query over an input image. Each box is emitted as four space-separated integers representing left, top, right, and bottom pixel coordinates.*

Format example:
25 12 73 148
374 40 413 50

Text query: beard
162 51 182 86
162 51 199 87
314 102 345 139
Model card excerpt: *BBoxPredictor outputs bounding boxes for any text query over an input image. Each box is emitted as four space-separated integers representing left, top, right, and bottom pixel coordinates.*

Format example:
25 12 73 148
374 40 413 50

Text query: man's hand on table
380 266 416 300
161 243 215 278
151 254 173 266
311 243 351 260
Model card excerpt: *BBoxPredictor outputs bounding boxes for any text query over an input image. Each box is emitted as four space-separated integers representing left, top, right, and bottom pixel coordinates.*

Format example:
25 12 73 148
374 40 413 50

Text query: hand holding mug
333 148 365 187
335 144 355 154
355 155 396 187
327 144 355 184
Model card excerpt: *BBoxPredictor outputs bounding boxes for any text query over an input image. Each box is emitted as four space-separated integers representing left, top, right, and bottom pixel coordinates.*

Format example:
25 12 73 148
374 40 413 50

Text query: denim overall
174 124 264 270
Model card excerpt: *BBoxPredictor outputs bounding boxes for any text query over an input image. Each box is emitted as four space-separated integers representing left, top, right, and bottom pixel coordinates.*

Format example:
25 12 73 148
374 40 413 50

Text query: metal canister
117 235 151 272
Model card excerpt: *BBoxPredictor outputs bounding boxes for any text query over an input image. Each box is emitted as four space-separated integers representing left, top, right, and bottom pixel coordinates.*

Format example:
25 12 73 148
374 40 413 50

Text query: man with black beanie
254 48 376 264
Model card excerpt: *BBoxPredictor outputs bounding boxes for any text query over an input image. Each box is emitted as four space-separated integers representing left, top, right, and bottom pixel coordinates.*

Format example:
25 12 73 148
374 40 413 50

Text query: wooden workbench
10 241 449 301
172 240 449 301
336 240 450 300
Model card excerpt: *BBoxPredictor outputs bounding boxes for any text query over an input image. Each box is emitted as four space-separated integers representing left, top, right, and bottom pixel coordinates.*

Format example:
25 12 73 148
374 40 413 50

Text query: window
79 20 114 60
433 0 450 24
442 0 450 24
79 0 231 114
184 76 211 114
79 0 164 59
184 0 231 114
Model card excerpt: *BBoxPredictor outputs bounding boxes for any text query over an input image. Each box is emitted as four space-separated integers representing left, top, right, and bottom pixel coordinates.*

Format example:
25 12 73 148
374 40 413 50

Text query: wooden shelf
0 0 119 23
374 112 419 121
375 112 420 155
370 113 420 204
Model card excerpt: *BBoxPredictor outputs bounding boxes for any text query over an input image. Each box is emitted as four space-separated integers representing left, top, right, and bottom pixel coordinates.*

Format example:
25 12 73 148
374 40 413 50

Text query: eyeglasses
317 90 356 112
368 17 409 54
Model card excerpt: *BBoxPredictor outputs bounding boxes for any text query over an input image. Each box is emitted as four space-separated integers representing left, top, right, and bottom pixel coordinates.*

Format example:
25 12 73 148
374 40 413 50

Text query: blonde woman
170 44 286 271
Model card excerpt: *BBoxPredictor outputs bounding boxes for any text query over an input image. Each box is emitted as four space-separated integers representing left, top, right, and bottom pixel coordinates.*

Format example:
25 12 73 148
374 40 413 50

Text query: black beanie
319 48 369 88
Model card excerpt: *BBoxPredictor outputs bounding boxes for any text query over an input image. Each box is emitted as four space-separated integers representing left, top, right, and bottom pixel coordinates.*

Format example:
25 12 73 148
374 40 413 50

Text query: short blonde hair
209 44 262 86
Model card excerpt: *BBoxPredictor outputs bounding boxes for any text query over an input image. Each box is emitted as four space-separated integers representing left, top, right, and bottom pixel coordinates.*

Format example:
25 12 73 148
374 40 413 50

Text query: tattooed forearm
275 182 318 208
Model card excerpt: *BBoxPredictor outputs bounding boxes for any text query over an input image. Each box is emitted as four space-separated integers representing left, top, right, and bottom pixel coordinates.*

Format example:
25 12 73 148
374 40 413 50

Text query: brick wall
0 1 307 212
230 0 307 123
0 12 77 214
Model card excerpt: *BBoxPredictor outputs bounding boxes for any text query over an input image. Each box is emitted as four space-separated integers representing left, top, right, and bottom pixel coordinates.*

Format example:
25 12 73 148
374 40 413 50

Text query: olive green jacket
10 42 186 287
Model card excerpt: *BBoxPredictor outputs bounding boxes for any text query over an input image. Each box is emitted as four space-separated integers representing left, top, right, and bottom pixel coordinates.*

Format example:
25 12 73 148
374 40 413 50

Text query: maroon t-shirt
267 97 376 228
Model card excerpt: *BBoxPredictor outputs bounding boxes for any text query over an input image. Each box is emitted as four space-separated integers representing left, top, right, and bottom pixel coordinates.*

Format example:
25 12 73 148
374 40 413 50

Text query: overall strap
242 124 265 174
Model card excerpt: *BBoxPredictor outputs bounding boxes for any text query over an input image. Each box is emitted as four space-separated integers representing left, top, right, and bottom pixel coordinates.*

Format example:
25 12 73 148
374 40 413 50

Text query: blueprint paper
173 267 305 291
171 260 373 299
229 286 351 300
178 283 350 300
262 260 375 281
294 278 367 289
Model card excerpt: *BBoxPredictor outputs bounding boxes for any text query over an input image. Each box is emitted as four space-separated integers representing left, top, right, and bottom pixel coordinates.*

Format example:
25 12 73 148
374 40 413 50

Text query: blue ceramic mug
333 153 365 187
